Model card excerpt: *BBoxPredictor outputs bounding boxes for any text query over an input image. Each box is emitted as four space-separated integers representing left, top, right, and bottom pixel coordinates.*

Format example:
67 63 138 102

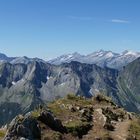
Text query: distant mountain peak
0 50 140 69
0 52 45 65
72 52 81 55
122 50 137 56
48 50 140 69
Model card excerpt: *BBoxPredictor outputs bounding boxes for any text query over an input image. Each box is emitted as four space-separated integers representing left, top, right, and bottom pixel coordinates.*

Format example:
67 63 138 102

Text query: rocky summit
1 94 140 140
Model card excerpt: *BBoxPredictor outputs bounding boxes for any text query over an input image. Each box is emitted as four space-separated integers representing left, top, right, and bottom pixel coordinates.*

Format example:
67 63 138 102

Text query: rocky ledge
2 94 140 140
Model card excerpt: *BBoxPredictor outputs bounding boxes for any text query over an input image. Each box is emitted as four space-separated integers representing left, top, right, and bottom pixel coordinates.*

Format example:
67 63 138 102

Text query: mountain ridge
0 50 140 69
48 50 140 69
0 51 140 128
0 57 140 127
2 94 140 140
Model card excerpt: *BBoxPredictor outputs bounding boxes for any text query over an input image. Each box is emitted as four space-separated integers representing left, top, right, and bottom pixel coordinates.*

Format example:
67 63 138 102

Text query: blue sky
0 0 140 60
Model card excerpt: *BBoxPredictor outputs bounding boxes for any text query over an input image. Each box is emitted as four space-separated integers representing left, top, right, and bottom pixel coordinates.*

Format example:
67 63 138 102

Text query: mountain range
0 50 140 127
48 50 140 69
1 50 140 69
0 53 45 64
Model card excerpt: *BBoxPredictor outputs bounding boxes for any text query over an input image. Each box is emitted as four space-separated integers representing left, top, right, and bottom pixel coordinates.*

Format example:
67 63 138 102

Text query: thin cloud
111 19 130 24
68 16 93 21
68 16 130 23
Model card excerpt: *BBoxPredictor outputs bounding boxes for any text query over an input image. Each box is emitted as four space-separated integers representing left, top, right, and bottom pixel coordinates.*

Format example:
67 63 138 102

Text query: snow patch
67 54 73 58
47 76 53 80
95 89 100 93
60 83 66 86
98 53 104 57
12 81 16 85
123 51 137 56
106 52 114 57
47 76 50 80
60 54 73 61
89 89 93 96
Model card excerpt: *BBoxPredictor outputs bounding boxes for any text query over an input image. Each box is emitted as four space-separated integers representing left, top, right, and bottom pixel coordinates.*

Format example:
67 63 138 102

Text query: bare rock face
0 61 119 127
4 115 41 140
4 109 67 140
0 57 140 127
38 111 66 133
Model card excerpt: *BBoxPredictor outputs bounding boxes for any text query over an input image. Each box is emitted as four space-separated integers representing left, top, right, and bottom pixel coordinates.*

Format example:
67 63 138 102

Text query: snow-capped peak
48 50 140 69
105 52 114 57
87 50 118 58
48 52 84 65
122 50 137 56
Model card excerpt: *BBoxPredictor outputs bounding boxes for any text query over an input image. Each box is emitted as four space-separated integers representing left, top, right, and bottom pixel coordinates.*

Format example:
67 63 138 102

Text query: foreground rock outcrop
2 94 140 140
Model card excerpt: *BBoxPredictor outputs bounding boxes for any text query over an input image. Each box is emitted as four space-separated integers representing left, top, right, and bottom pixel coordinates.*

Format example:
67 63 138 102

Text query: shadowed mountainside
0 57 140 126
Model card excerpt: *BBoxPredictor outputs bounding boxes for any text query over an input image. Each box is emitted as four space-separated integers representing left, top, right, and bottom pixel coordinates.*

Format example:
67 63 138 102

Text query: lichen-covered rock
102 107 127 123
80 108 93 122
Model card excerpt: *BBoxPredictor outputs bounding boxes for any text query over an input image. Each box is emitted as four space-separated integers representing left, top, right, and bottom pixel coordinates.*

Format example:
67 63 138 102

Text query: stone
4 115 41 140
38 111 66 133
